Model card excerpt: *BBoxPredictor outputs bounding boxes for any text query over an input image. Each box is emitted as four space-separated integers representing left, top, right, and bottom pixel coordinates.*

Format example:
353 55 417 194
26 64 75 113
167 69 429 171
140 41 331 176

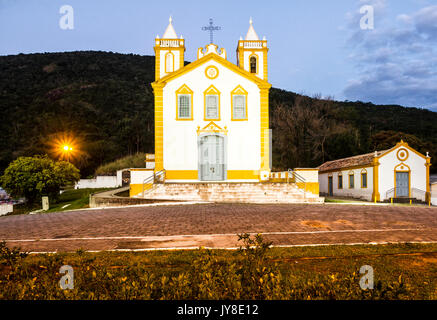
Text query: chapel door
199 135 225 181
396 172 409 197
328 176 333 196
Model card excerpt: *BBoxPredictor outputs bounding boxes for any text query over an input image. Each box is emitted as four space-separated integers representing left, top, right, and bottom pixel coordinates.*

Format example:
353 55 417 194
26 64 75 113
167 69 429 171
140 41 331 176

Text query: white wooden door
199 135 224 181
396 172 409 197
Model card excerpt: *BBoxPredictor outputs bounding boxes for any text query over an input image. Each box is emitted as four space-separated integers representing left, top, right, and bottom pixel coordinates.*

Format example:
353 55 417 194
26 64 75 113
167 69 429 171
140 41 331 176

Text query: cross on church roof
201 18 221 44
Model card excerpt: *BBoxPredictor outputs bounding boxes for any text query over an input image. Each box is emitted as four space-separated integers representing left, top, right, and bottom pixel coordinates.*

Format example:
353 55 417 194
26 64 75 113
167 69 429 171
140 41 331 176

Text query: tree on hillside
270 96 354 169
0 155 80 203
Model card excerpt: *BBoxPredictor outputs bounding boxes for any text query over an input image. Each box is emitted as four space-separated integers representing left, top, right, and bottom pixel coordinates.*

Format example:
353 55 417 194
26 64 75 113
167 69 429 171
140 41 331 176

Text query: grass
1 238 436 300
6 188 116 215
46 188 116 213
94 153 146 175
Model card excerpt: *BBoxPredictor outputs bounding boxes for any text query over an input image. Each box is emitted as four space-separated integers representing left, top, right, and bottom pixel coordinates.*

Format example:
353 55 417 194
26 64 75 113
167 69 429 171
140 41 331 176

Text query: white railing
243 41 263 48
159 39 181 47
411 188 426 201
142 170 166 197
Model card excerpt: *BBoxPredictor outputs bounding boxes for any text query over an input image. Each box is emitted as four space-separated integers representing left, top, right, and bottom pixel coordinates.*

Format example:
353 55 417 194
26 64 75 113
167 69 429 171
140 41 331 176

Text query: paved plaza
0 203 436 252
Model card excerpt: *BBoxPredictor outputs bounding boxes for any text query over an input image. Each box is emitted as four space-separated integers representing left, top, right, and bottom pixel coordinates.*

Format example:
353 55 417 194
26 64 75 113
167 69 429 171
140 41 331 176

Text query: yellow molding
227 170 260 180
205 65 219 79
296 182 319 195
348 173 354 189
165 170 261 180
203 84 221 121
394 163 411 198
153 53 271 90
426 157 431 202
372 158 380 202
164 52 174 73
361 172 367 188
377 140 427 161
175 84 194 120
129 184 143 197
154 86 164 171
231 85 248 121
166 170 198 180
260 89 270 170
248 52 259 75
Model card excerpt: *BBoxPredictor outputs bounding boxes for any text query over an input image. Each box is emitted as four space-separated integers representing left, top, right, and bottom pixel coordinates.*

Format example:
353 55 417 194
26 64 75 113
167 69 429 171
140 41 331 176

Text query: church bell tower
236 18 268 81
154 17 185 81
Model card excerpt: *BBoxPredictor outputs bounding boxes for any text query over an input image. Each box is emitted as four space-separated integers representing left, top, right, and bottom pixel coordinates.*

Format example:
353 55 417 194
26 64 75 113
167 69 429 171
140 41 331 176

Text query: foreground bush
0 237 428 300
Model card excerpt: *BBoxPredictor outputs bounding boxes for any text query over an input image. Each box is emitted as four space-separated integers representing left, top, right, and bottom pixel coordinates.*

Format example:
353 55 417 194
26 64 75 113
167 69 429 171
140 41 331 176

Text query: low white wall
295 168 318 183
75 176 120 189
432 183 437 206
0 204 13 216
130 169 154 184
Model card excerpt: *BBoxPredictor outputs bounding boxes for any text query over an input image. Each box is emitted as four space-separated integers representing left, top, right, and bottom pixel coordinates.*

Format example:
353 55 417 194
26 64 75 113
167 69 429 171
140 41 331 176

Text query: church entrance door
396 172 409 197
199 135 225 181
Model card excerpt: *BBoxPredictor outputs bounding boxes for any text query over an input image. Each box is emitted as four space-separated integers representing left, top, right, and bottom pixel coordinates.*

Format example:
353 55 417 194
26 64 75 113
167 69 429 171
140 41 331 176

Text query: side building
318 140 431 203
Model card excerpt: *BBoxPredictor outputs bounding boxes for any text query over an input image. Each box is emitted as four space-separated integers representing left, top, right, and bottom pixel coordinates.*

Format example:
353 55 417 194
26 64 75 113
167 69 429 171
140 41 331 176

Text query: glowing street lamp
62 145 74 162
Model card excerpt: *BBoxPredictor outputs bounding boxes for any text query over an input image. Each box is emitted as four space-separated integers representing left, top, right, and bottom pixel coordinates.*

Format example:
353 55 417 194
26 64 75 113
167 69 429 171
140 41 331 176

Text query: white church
129 17 322 203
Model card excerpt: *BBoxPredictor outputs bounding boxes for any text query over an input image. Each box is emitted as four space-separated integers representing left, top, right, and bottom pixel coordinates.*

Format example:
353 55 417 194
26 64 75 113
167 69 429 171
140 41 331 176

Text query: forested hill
1 51 436 177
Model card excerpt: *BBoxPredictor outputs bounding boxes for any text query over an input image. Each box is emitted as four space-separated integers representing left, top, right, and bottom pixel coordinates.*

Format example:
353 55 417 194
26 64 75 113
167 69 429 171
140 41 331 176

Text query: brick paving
0 203 436 252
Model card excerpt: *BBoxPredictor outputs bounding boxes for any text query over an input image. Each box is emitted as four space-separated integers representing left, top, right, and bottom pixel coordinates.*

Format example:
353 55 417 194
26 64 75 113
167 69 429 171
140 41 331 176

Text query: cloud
343 2 437 111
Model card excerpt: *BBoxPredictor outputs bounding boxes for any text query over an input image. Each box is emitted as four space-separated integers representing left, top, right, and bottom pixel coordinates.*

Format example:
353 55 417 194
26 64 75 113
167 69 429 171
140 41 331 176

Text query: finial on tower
162 15 178 38
245 17 259 40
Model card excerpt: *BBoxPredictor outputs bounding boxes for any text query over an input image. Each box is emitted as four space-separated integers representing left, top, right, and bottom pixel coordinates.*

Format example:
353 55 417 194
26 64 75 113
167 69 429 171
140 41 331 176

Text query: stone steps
137 182 323 203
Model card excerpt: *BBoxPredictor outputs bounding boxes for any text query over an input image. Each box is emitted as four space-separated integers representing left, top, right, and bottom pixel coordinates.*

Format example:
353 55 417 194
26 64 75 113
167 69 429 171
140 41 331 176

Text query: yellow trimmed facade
150 17 271 184
319 141 431 203
128 17 322 203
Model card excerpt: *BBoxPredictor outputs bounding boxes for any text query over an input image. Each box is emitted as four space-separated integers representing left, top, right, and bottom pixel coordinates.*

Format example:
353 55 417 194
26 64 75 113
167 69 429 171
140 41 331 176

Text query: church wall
378 146 427 201
161 59 262 181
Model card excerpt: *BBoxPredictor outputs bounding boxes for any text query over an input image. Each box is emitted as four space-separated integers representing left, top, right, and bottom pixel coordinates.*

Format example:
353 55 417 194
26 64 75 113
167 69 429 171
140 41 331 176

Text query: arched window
250 56 257 73
165 52 174 73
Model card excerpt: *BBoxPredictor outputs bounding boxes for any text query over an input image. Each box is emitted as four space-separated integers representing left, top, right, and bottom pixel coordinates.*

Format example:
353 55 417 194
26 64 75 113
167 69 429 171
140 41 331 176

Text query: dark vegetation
1 236 436 299
1 51 436 177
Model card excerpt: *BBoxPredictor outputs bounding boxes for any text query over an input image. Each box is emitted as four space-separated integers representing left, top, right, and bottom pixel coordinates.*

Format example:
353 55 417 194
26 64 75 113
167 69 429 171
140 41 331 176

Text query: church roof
162 16 178 39
245 18 260 40
318 150 387 173
152 50 271 89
